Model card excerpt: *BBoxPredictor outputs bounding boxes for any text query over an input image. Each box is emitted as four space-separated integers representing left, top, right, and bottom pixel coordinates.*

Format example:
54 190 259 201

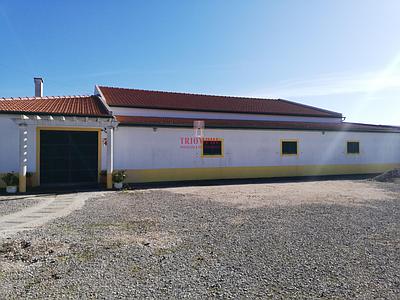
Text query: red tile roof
99 86 342 118
116 116 400 133
0 95 110 117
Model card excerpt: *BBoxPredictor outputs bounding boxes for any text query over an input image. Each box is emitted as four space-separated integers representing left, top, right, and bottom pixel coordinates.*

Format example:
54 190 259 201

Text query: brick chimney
34 77 43 97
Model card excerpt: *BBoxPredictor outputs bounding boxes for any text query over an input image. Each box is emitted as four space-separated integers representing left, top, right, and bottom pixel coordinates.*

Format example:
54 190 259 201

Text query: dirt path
163 180 395 209
0 192 103 239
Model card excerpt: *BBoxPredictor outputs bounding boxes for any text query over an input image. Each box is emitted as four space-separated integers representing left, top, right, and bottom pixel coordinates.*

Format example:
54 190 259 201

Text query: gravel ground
0 180 399 299
0 196 46 217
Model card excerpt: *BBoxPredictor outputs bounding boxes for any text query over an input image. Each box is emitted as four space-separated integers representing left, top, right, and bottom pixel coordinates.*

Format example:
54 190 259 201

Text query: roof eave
117 122 400 133
0 110 112 118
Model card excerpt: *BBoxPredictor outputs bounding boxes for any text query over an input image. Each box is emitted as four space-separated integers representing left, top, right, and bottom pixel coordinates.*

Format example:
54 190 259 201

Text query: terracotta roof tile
99 86 342 118
0 95 110 117
116 116 400 133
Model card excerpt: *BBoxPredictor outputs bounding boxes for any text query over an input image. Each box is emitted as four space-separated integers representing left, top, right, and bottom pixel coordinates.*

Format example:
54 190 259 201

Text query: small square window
202 139 223 156
347 141 360 154
281 141 298 155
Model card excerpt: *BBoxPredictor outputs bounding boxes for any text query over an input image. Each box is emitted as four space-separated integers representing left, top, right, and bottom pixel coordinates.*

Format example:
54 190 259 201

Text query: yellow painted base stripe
1 163 399 187
125 163 400 183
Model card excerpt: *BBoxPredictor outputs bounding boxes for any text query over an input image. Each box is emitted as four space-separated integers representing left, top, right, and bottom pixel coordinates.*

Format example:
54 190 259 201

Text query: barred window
347 141 360 154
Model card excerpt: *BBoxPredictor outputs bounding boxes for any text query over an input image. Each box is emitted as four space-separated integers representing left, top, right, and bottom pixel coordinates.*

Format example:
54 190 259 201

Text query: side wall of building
114 126 400 183
2 117 400 187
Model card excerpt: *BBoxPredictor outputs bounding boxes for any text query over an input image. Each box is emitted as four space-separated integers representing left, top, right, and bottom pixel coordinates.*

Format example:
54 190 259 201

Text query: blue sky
1 1 400 125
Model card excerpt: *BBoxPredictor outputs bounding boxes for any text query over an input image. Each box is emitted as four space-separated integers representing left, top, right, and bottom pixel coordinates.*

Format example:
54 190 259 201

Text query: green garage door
40 130 99 185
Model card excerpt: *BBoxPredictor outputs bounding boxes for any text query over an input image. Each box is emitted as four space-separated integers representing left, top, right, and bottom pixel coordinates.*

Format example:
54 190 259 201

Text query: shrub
1 172 19 186
112 170 126 183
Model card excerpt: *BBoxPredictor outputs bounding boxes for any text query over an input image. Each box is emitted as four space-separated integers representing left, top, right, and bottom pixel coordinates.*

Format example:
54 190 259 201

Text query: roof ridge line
98 85 282 101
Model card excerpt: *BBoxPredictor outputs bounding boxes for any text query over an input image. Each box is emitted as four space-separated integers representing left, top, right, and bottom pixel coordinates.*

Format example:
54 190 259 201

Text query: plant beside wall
26 172 33 188
1 172 19 194
99 170 107 186
112 170 126 189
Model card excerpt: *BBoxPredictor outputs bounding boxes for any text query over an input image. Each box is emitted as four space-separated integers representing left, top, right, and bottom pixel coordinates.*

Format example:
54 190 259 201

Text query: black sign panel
203 140 222 156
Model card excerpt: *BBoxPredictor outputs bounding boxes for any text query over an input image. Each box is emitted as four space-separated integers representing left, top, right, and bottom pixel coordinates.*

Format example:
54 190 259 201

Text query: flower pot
100 174 107 185
26 176 33 188
114 182 123 189
6 186 17 194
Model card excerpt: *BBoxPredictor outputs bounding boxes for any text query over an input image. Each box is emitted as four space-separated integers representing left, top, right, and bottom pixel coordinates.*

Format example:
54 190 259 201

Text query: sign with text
180 136 220 149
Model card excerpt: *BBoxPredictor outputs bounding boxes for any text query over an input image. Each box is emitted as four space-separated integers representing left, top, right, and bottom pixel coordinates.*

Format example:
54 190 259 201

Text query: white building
1 78 399 192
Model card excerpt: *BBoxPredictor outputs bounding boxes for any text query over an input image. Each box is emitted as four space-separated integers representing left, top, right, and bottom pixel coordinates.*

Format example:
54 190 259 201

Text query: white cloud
252 71 400 99
252 53 400 99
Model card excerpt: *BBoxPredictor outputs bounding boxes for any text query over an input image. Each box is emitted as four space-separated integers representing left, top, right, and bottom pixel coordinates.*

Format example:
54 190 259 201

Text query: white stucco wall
0 117 37 173
0 117 19 172
114 126 400 170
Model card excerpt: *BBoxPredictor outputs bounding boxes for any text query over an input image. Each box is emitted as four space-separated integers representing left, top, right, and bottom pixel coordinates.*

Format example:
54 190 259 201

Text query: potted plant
112 170 126 189
26 172 33 188
1 172 19 194
99 170 107 186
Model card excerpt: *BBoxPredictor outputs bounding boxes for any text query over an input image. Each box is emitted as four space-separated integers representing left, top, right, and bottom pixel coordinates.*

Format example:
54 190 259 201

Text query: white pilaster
106 126 114 189
19 124 28 193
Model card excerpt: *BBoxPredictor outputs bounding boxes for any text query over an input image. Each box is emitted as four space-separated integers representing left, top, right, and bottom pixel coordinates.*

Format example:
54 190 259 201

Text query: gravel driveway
0 180 399 299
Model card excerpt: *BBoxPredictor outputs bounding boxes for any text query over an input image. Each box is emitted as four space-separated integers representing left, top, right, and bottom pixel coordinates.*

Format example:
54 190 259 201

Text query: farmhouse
1 78 400 192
